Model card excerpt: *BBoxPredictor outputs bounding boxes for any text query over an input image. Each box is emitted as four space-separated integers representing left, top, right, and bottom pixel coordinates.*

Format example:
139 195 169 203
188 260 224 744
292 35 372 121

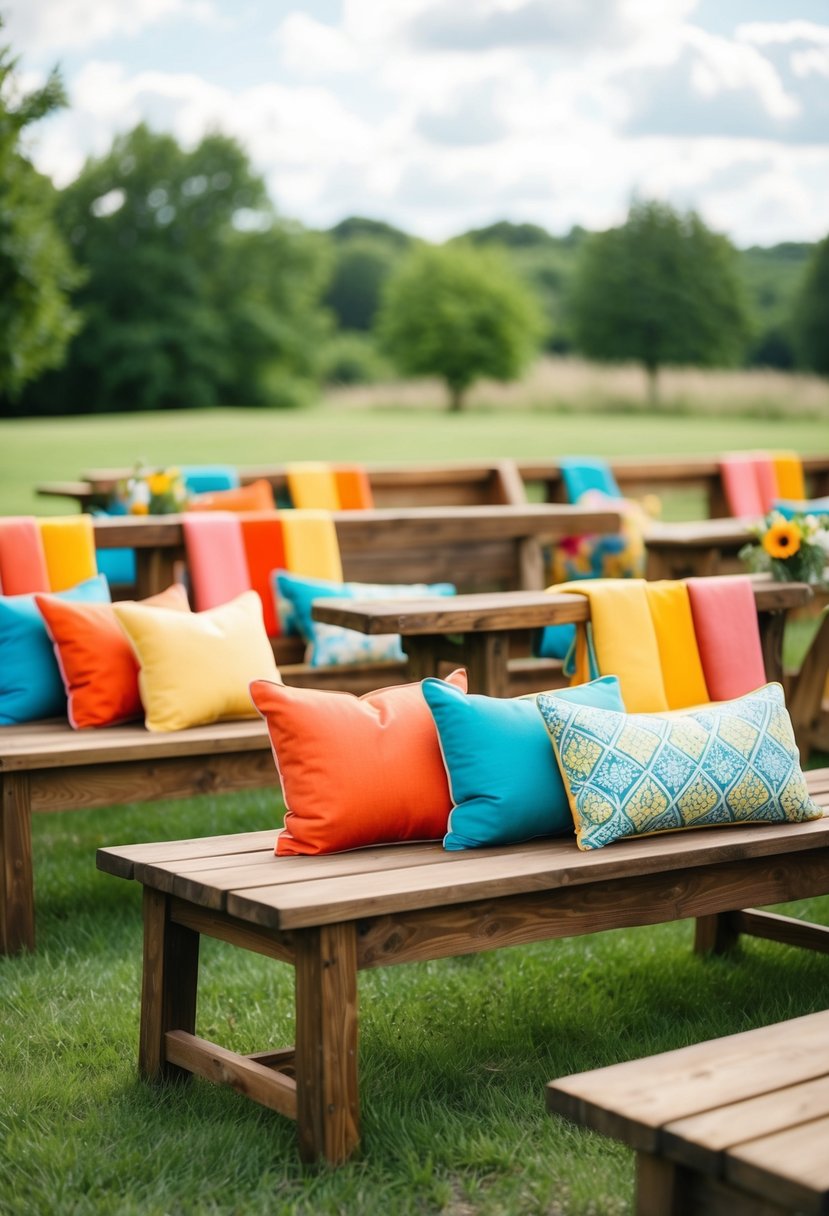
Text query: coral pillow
250 669 468 855
35 584 190 729
185 479 275 512
113 590 280 732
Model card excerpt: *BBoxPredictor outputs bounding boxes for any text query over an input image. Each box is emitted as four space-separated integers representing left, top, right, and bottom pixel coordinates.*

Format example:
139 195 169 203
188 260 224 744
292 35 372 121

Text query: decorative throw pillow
249 668 468 855
185 479 275 512
0 575 111 725
113 590 280 732
35 583 190 729
273 571 456 667
424 676 626 850
536 682 822 851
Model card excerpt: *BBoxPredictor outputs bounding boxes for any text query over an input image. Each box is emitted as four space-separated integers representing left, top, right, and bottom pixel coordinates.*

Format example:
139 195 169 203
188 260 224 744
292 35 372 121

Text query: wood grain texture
0 772 34 954
165 1031 298 1119
139 887 199 1082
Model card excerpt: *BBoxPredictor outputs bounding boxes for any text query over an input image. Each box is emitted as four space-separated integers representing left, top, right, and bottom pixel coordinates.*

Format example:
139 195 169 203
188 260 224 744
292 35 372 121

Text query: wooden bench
1 576 808 957
96 772 829 1165
38 459 529 511
519 454 829 517
547 1007 829 1215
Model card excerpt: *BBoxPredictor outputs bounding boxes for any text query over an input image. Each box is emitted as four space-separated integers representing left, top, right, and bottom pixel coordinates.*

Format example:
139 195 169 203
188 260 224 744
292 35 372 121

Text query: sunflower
762 520 802 559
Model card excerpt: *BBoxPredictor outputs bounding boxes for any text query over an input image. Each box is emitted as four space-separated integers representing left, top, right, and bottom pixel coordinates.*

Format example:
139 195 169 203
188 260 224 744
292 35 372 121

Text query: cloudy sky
5 0 829 248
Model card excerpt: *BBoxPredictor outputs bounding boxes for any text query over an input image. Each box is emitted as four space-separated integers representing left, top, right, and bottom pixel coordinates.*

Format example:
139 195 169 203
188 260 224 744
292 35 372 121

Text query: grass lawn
2 371 829 1213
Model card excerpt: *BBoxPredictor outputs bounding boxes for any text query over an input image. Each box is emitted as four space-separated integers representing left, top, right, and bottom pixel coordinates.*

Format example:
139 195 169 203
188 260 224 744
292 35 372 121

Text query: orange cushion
35 583 190 728
0 516 50 594
186 479 275 513
334 465 374 510
240 513 286 637
250 669 468 855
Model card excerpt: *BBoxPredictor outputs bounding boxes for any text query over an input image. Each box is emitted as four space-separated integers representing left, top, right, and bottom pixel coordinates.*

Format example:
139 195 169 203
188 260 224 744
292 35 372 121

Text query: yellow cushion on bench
113 590 280 732
250 669 468 855
36 584 190 729
537 682 822 851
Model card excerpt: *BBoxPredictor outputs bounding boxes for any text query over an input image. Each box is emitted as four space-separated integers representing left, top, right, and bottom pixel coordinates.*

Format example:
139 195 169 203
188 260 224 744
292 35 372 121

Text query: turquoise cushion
536 682 822 851
772 498 829 519
181 465 240 494
0 575 111 725
423 675 625 850
274 571 456 667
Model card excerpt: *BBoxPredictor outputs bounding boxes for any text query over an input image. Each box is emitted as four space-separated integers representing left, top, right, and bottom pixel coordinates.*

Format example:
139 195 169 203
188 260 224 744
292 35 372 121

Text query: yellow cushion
38 515 98 592
112 590 280 731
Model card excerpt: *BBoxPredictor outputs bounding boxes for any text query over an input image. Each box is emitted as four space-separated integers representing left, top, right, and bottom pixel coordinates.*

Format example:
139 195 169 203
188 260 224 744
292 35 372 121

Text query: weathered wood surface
547 1008 829 1215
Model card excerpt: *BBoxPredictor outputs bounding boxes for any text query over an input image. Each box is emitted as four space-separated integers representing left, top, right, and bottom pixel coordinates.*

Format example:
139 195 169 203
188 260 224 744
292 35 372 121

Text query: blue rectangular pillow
274 571 456 667
0 574 111 724
422 675 625 850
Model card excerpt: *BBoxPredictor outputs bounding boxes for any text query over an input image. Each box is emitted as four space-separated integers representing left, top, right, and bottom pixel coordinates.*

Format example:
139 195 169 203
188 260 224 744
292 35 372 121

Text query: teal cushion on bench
423 675 625 850
0 574 111 724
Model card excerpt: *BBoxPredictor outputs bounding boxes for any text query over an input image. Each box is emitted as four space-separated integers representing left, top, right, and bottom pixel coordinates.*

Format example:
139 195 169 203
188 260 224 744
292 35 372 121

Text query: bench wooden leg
294 923 360 1165
694 912 739 954
635 1152 685 1215
139 887 199 1081
0 772 35 955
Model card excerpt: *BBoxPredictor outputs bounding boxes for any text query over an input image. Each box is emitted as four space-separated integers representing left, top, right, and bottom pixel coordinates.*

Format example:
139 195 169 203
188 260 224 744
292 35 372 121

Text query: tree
570 200 750 405
20 124 331 414
792 234 829 376
377 242 544 412
0 33 81 409
324 235 405 332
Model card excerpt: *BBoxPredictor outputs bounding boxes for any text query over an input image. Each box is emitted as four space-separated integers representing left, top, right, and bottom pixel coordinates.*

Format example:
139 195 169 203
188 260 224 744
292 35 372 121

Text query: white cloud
3 0 221 56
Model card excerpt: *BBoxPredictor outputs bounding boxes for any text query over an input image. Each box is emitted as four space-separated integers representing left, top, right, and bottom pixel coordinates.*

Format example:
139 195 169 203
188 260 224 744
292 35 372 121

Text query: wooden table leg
0 772 35 955
635 1152 685 1216
294 922 360 1165
139 887 199 1081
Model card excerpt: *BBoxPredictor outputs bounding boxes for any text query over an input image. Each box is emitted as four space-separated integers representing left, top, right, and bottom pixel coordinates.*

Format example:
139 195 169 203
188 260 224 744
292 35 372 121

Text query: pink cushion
751 457 777 513
182 514 250 611
719 457 765 517
687 576 767 702
0 517 50 594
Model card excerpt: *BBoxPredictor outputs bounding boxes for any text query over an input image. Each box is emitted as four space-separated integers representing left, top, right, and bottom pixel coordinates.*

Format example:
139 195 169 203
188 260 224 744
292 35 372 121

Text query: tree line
2 34 828 416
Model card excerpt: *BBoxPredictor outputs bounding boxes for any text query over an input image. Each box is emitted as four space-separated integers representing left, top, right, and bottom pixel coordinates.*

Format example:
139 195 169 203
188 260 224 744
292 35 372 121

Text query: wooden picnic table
311 579 812 698
547 1007 829 1215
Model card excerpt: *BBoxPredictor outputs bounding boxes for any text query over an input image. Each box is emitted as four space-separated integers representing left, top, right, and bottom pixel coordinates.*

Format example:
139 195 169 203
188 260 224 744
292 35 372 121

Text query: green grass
2 788 828 1216
2 385 829 1212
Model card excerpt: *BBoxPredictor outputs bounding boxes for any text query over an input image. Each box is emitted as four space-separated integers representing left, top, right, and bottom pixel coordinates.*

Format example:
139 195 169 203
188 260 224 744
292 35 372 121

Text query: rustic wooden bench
96 772 829 1166
1 576 808 957
519 454 829 517
547 1006 829 1215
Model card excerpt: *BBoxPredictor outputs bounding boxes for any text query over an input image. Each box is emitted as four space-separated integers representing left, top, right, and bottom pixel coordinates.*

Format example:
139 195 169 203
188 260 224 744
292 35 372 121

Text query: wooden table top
547 1005 829 1214
311 579 813 637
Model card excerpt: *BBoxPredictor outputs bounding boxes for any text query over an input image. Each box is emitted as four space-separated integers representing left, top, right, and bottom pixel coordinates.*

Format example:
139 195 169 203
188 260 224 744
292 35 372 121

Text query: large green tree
21 124 330 414
570 200 750 404
0 35 81 409
377 241 544 412
792 234 829 377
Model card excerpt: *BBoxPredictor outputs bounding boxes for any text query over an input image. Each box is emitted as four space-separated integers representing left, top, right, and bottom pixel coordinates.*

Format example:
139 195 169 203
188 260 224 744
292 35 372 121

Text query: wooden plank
295 923 360 1164
725 1114 829 1214
226 820 829 929
663 1074 829 1168
0 771 34 954
170 898 296 966
732 908 829 953
139 887 199 1082
164 1030 298 1120
546 1010 829 1153
96 830 279 879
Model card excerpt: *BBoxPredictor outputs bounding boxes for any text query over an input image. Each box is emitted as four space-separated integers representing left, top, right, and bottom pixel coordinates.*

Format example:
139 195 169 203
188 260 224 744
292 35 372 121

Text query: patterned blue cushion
424 675 626 850
536 682 822 851
274 571 456 667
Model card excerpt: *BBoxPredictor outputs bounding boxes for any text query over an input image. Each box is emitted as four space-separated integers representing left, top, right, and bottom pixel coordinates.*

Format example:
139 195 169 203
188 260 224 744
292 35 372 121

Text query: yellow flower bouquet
116 465 188 515
739 510 829 586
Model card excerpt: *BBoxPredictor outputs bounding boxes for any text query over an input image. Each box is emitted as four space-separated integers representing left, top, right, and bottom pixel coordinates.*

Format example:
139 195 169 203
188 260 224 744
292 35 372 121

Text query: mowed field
3 356 829 519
